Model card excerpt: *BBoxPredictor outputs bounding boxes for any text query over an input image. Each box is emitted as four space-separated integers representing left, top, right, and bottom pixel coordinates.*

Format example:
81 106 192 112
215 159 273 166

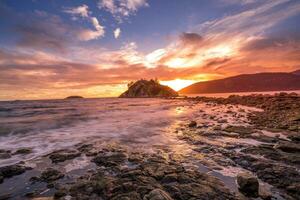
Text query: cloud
98 0 148 22
63 4 89 18
81 17 105 40
114 28 121 38
220 0 258 5
152 0 300 72
1 0 300 99
63 5 105 40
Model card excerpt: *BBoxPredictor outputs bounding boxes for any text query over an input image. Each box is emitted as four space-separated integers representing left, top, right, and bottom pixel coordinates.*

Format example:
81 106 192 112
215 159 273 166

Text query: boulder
119 79 178 98
0 164 30 179
40 168 64 182
224 125 254 135
48 149 81 163
237 172 259 197
188 121 197 128
275 141 300 153
14 148 32 155
143 189 174 200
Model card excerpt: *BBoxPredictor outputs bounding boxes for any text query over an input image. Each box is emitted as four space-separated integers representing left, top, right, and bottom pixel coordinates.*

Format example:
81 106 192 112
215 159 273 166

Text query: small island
65 96 84 99
119 79 178 98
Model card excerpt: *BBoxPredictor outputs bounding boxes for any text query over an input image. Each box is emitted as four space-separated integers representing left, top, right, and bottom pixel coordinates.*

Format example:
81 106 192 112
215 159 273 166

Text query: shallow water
0 98 288 199
0 98 260 167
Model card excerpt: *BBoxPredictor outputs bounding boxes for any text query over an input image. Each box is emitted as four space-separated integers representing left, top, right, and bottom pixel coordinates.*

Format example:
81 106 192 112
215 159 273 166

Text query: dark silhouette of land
179 70 300 94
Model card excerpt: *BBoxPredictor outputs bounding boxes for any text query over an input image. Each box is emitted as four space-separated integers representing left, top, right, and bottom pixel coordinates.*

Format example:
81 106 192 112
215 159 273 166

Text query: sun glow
160 79 196 91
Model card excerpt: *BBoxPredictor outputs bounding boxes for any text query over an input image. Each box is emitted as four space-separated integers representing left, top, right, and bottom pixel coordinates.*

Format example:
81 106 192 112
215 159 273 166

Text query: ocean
0 98 196 167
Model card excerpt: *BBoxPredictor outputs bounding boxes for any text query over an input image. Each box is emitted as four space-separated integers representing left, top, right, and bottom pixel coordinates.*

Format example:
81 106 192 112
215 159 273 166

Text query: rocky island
65 96 84 99
119 79 178 98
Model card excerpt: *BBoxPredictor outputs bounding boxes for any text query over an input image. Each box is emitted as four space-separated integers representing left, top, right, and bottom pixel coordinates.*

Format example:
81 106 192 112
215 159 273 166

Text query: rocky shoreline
0 93 299 200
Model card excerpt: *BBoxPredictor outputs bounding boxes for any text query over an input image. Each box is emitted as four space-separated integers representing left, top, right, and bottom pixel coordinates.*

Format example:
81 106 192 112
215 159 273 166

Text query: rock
48 149 81 163
275 141 300 153
0 164 30 179
14 148 32 155
188 121 197 128
0 193 11 200
288 134 300 142
224 125 254 135
54 189 67 199
143 189 173 200
40 168 64 182
119 79 178 98
259 187 272 200
0 150 11 159
0 152 11 159
237 172 259 197
0 176 3 183
92 152 127 167
286 183 300 195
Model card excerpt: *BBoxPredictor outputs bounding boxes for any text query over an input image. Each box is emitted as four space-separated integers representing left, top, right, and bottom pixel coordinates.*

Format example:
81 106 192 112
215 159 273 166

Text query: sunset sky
1 0 300 100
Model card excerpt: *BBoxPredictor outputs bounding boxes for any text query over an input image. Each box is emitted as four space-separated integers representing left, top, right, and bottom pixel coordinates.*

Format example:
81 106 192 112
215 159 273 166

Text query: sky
0 0 300 100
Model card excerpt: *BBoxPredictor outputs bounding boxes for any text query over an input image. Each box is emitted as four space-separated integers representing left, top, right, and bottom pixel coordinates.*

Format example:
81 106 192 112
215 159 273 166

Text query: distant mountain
292 69 300 76
120 79 178 98
179 71 300 94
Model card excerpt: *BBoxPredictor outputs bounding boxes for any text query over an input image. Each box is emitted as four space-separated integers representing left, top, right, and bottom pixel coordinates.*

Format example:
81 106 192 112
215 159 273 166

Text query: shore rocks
223 125 254 135
40 168 64 182
237 172 259 197
54 148 237 200
92 152 127 167
0 150 11 159
194 93 300 132
275 141 300 153
48 149 81 163
188 121 197 128
0 164 31 182
143 189 173 200
14 148 32 155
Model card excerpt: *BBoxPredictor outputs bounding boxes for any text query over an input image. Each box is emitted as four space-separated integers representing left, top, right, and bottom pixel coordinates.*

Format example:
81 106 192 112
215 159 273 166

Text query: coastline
0 93 299 200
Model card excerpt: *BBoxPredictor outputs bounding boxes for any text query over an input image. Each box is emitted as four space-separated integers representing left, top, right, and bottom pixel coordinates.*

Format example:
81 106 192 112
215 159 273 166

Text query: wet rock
237 172 259 197
288 134 300 142
224 125 254 135
48 149 81 163
14 148 32 155
217 119 227 123
275 141 300 153
69 173 108 198
92 152 127 167
111 191 142 200
0 193 11 200
259 187 272 200
54 189 67 199
188 121 197 128
0 164 30 179
24 190 41 198
143 189 173 200
0 150 11 159
286 183 300 196
0 152 11 159
161 174 177 184
40 168 64 182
